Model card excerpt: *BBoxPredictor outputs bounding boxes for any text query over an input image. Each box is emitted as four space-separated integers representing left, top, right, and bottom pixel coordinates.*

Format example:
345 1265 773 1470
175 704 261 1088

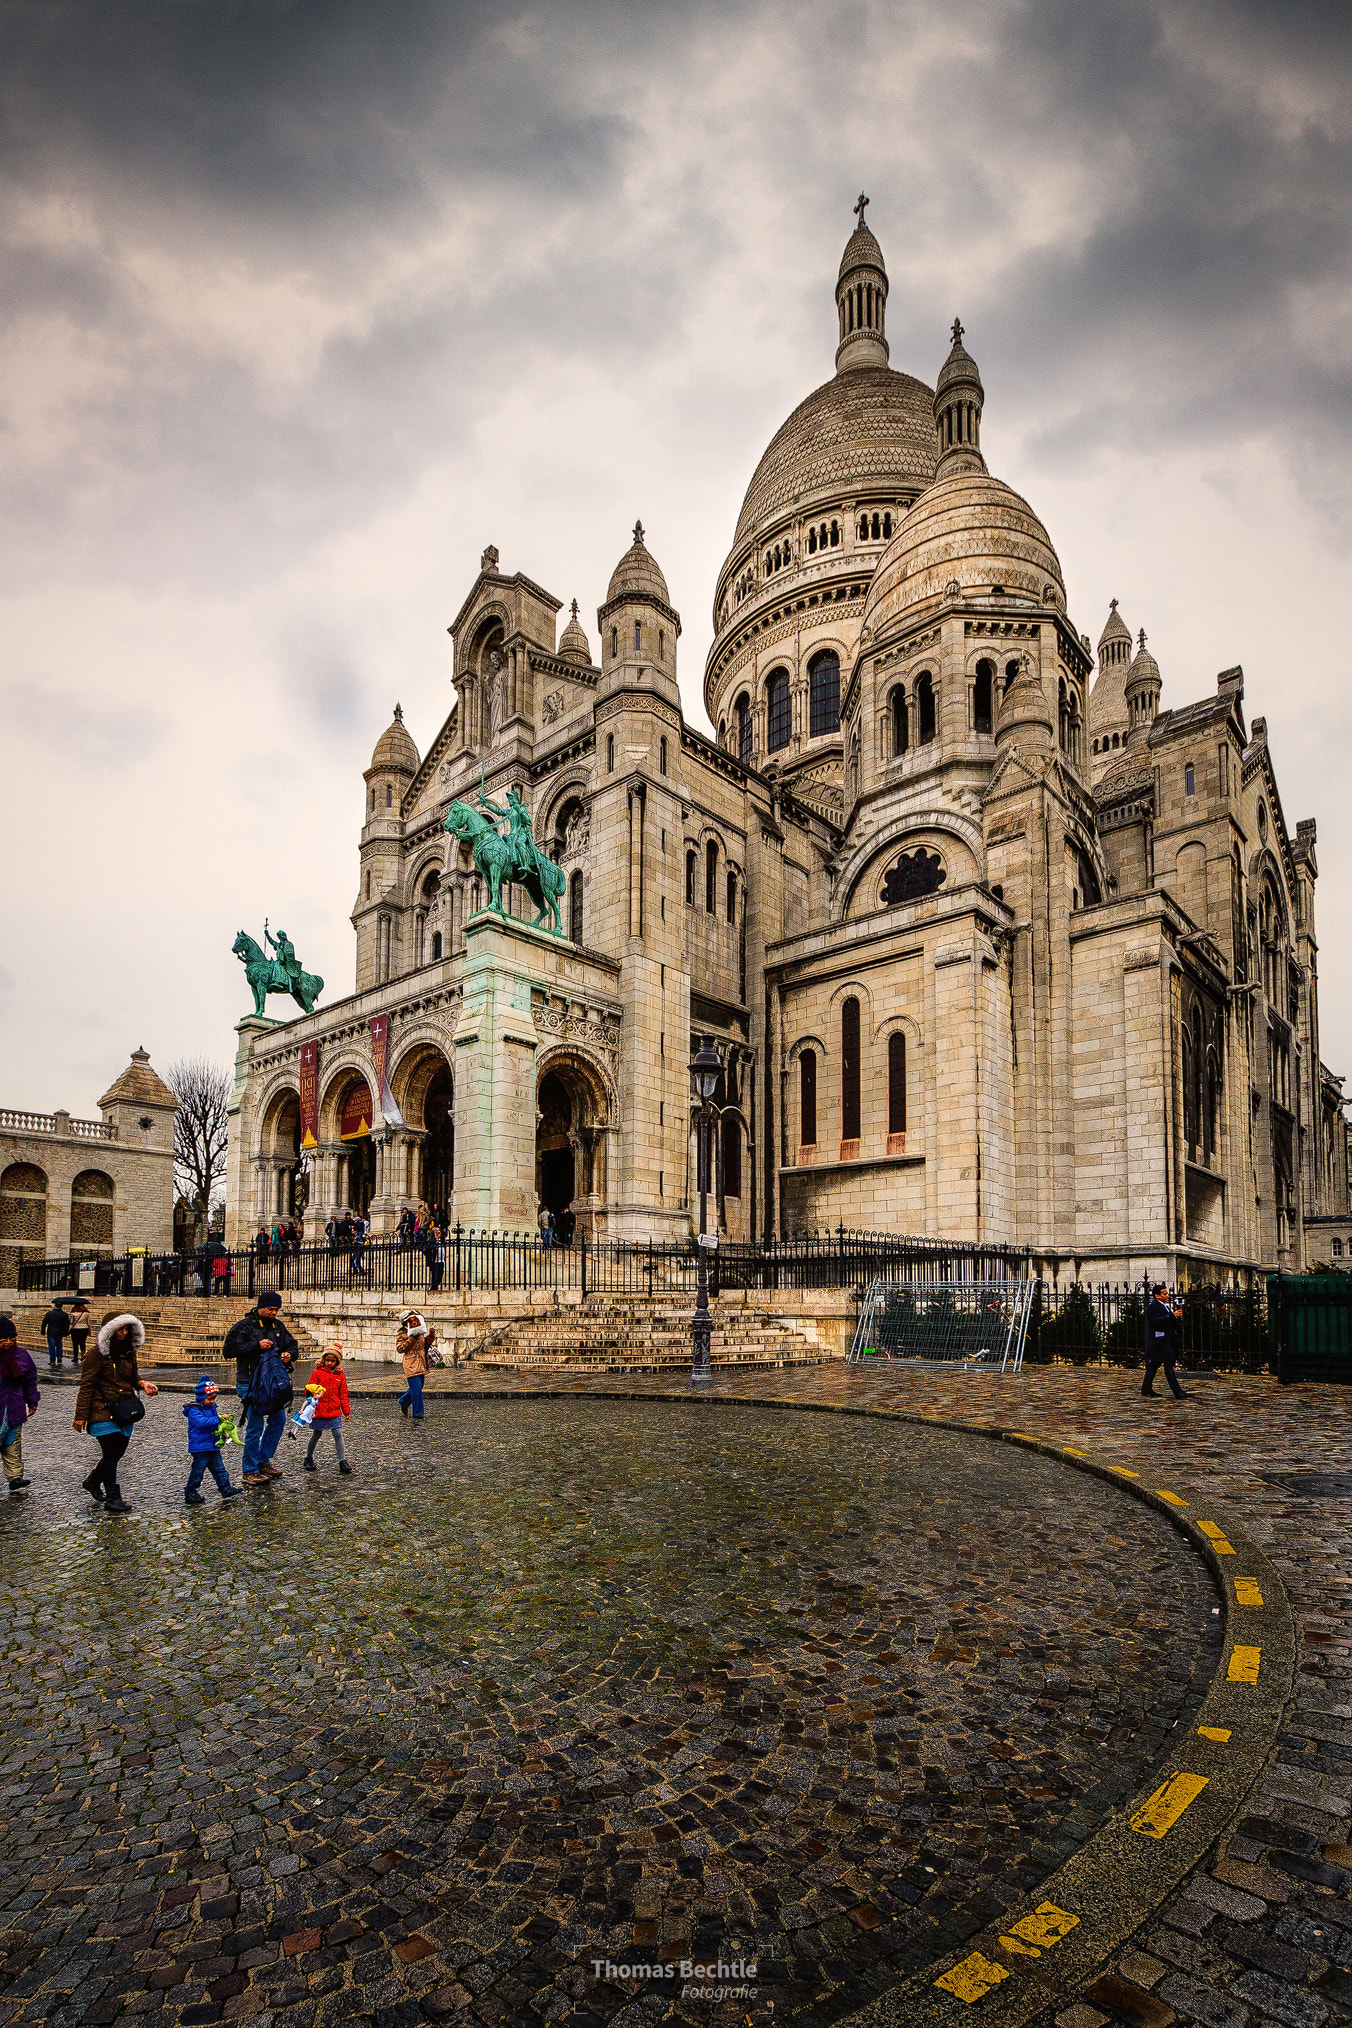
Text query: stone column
453 912 544 1230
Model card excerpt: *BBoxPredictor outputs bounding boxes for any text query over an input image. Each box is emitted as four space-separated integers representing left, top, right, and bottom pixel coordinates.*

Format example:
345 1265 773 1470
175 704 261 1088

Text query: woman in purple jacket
0 1316 40 1496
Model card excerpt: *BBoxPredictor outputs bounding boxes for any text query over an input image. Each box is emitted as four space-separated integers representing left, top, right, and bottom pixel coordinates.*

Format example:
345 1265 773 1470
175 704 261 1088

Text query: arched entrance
258 1088 305 1225
424 1065 454 1215
330 1074 375 1220
0 1162 47 1284
535 1051 611 1239
390 1043 456 1218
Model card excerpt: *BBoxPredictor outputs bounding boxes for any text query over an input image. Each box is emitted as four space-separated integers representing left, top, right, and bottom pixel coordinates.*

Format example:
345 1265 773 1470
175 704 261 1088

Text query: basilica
225 207 1348 1281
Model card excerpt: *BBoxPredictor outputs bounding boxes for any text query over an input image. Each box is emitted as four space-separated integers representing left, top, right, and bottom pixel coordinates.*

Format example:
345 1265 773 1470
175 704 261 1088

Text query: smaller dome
860 469 1063 642
606 520 670 606
935 318 984 402
1127 630 1161 689
370 702 419 774
558 599 591 666
838 223 885 280
1098 597 1131 650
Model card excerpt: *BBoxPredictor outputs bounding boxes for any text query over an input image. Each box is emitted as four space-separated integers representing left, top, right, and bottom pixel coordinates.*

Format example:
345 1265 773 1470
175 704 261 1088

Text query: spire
835 199 889 374
1124 626 1162 748
1097 598 1132 669
932 318 985 479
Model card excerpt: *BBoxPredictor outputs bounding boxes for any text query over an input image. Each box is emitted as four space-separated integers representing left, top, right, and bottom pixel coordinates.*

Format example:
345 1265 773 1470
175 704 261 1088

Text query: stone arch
0 1162 47 1280
539 768 593 848
318 1057 377 1219
70 1169 115 1254
253 1081 304 1227
390 1037 455 1213
838 812 984 919
534 1045 615 1235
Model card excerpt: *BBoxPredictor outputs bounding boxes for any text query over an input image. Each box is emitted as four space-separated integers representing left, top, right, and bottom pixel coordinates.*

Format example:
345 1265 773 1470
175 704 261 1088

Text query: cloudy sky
4 0 1351 1117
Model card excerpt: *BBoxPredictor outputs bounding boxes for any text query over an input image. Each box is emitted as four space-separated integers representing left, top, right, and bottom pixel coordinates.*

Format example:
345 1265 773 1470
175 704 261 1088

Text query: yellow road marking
1155 1490 1190 1506
1109 1465 1142 1478
1131 1771 1210 1837
1197 1519 1236 1554
997 1903 1079 1959
935 1952 1010 2003
1062 1447 1087 1456
1198 1727 1232 1742
1234 1578 1264 1606
1227 1644 1261 1685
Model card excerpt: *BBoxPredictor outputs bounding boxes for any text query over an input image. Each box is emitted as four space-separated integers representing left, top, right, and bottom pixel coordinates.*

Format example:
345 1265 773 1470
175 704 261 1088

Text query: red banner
369 1014 403 1126
299 1041 318 1151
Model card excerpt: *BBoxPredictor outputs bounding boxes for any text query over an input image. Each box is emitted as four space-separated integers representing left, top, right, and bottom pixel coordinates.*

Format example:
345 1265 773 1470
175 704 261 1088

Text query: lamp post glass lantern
690 1040 721 1383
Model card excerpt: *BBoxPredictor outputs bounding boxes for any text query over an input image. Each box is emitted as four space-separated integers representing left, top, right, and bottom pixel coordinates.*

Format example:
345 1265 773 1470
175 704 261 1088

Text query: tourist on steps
0 1316 39 1496
396 1310 435 1422
73 1314 159 1514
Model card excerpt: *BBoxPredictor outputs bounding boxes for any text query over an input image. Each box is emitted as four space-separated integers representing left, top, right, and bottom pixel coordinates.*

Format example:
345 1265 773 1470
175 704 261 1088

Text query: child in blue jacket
184 1377 244 1505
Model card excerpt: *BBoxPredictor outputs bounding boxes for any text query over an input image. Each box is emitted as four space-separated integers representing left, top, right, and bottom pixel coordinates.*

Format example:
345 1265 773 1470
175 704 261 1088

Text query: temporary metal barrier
848 1278 1038 1373
1270 1273 1352 1384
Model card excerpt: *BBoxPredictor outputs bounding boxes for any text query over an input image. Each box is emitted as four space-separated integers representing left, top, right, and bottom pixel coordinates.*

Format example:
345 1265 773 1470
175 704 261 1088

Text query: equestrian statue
233 921 325 1016
442 771 568 937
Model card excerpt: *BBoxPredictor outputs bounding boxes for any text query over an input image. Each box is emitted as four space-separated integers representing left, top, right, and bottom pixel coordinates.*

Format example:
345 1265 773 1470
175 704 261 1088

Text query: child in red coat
302 1345 352 1474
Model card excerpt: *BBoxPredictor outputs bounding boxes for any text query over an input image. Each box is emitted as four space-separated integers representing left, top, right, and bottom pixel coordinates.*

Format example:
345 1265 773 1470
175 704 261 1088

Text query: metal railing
1030 1280 1269 1374
849 1278 1038 1371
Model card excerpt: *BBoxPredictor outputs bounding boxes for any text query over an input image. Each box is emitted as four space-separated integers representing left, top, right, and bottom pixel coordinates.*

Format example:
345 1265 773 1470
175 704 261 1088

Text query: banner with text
299 1041 319 1150
369 1015 404 1127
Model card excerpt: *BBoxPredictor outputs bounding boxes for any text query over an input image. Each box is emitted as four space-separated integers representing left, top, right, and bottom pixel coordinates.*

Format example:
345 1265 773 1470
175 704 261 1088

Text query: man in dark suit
1143 1285 1189 1400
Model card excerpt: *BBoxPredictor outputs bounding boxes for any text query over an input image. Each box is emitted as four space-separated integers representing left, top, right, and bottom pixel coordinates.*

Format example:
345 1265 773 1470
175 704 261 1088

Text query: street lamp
690 1039 722 1385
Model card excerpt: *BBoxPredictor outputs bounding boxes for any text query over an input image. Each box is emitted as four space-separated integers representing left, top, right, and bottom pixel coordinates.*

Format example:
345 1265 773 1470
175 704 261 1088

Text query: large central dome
733 366 937 547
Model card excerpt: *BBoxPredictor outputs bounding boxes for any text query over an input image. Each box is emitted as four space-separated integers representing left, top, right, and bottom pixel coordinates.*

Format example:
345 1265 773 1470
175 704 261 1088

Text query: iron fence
1031 1280 1269 1374
1269 1273 1352 1384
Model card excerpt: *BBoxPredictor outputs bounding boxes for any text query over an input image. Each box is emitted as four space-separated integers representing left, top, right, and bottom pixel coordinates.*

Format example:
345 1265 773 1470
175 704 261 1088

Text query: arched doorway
70 1171 115 1256
390 1043 456 1218
259 1088 304 1224
0 1163 47 1283
424 1065 454 1215
535 1052 611 1238
335 1076 375 1219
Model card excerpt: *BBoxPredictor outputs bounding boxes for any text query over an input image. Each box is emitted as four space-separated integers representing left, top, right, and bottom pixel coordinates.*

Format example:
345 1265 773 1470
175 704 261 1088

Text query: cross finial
570 599 579 619
633 519 645 546
951 316 964 347
1109 597 1118 612
854 191 869 228
393 702 403 722
1138 628 1147 648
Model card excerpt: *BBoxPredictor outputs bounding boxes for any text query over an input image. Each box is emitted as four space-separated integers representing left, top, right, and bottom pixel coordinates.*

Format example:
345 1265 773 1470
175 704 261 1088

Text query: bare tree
166 1057 232 1216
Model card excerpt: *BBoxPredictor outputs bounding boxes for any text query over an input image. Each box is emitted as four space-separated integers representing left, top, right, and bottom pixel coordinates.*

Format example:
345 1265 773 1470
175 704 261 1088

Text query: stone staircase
2 1294 328 1367
468 1300 829 1373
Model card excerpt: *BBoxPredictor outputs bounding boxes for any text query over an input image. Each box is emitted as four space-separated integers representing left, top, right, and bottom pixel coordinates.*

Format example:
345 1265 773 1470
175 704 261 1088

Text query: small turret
994 647 1054 756
558 598 591 667
596 522 681 708
365 703 419 820
1124 630 1162 746
835 193 890 374
933 319 985 480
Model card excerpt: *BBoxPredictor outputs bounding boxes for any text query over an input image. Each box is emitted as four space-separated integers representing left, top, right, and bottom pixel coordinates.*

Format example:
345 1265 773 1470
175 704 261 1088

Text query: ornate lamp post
690 1039 722 1385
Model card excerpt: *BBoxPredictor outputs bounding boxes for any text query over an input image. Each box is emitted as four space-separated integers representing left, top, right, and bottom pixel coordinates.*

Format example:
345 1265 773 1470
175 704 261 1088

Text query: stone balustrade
0 1109 116 1140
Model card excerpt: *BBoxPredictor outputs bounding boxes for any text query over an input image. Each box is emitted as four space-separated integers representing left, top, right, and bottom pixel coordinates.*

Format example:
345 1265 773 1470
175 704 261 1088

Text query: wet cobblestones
0 1391 1220 2028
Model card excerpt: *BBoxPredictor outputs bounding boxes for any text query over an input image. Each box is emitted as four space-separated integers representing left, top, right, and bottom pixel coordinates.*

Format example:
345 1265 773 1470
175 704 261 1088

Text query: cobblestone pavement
0 1385 1224 2028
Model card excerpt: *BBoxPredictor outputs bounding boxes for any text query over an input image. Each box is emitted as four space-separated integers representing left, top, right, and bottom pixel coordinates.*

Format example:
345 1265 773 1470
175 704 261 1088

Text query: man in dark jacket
41 1302 70 1371
1143 1285 1189 1400
224 1291 298 1485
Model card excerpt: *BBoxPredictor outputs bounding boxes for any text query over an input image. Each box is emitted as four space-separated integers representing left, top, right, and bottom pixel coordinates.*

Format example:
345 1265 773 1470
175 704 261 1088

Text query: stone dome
558 599 591 666
1098 597 1131 652
606 521 670 606
838 223 885 280
859 470 1064 642
369 703 419 774
732 368 938 548
1128 633 1161 689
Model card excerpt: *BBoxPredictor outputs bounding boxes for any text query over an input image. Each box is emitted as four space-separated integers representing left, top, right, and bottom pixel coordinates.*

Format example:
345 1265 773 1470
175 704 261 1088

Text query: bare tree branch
165 1057 231 1214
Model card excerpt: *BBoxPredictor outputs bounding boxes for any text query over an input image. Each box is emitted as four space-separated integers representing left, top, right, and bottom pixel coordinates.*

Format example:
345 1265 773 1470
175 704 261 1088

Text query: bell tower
835 194 890 374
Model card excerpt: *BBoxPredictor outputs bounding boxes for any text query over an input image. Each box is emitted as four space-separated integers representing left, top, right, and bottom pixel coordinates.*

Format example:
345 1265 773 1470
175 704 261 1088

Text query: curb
394 1382 1291 2026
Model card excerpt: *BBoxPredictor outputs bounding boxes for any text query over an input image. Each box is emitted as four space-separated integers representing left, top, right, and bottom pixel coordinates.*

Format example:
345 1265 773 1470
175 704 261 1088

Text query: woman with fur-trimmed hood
73 1314 159 1514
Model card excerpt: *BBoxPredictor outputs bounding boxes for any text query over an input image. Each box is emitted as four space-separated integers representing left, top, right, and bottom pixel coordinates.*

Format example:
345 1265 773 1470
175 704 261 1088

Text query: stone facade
0 1049 178 1281
226 211 1347 1284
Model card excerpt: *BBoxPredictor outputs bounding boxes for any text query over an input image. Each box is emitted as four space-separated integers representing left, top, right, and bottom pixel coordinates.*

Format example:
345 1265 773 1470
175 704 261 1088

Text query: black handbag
110 1393 145 1427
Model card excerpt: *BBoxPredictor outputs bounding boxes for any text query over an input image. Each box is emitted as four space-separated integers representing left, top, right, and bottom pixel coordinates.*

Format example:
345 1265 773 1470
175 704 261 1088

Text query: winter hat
195 1374 219 1403
0 1317 15 1339
257 1291 282 1309
400 1309 427 1331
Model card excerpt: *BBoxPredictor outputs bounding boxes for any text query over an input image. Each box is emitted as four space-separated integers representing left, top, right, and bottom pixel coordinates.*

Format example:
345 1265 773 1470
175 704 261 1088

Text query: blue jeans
398 1373 425 1419
242 1406 286 1475
47 1332 65 1367
186 1450 232 1496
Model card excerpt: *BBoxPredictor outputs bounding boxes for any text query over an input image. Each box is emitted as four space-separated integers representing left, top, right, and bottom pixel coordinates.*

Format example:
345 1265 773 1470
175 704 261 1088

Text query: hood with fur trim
96 1313 146 1358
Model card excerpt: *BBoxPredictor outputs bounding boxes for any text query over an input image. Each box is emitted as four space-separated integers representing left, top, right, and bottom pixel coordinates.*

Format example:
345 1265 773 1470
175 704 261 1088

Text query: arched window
891 687 909 756
658 630 665 661
1185 762 1195 797
569 869 584 943
431 931 442 962
829 520 839 547
611 626 618 659
722 1116 742 1198
841 997 861 1145
800 1050 817 1148
705 840 718 913
634 620 641 654
1004 658 1020 696
974 660 994 735
686 850 696 905
766 668 790 752
385 785 392 808
888 1032 906 1138
365 869 371 898
858 516 868 542
726 871 736 924
916 672 936 744
883 513 892 538
1205 1046 1220 1159
809 650 840 737
659 736 668 776
718 717 726 747
871 512 880 540
607 732 615 772
736 692 752 765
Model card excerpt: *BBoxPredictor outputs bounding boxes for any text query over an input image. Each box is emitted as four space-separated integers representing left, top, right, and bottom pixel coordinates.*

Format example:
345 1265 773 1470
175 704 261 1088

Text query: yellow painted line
1062 1446 1088 1457
1131 1770 1210 1838
997 1903 1079 1959
1228 1644 1261 1685
1234 1577 1264 1607
1108 1465 1141 1478
1198 1726 1232 1742
1154 1490 1190 1507
935 1953 1010 2003
1197 1519 1236 1554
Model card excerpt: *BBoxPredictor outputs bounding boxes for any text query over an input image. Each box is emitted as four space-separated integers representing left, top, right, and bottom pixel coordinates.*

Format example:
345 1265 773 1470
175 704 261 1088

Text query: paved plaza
0 1364 1348 2028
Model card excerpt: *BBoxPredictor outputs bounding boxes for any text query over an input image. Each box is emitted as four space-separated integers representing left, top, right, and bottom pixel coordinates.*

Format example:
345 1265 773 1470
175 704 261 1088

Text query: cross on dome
854 191 869 227
570 599 579 619
1110 598 1119 613
633 520 645 547
393 703 403 722
1139 629 1147 648
951 317 964 346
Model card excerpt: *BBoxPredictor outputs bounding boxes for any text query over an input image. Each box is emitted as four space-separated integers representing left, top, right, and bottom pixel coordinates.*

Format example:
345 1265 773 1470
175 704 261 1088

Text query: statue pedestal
453 912 549 1232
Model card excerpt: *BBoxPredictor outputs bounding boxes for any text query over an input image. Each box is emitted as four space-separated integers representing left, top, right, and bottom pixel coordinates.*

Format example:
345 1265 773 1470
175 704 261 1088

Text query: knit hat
257 1291 282 1309
0 1317 15 1339
195 1374 218 1403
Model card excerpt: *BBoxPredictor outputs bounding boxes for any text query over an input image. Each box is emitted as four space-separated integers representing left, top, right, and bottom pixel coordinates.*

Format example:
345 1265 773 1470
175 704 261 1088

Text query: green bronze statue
233 920 325 1016
442 769 568 936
